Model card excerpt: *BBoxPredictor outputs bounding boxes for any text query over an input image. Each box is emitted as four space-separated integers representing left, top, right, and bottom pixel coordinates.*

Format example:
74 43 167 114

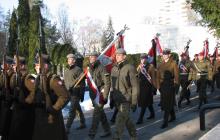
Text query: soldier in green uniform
208 55 215 92
190 52 212 109
157 48 179 129
87 51 111 139
111 48 139 140
8 56 35 140
64 53 86 133
136 54 155 124
213 54 220 88
32 54 70 140
178 53 193 108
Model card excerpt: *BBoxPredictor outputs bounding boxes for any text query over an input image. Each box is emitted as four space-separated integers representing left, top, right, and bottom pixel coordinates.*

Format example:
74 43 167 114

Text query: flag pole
98 24 129 59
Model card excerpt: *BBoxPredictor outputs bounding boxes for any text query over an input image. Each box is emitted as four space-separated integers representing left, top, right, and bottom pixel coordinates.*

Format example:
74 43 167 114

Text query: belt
197 73 208 76
180 73 189 75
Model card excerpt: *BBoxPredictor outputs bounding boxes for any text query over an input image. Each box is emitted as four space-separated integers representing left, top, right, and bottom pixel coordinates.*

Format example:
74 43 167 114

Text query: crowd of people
0 46 220 140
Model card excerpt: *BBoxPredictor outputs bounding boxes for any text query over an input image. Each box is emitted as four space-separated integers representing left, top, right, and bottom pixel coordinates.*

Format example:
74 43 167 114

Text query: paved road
68 86 220 140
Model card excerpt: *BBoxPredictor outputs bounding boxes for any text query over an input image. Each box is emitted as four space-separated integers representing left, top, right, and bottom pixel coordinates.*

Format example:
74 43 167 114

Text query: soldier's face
35 63 49 74
89 56 97 64
198 55 204 60
67 58 76 66
116 54 126 63
162 54 169 60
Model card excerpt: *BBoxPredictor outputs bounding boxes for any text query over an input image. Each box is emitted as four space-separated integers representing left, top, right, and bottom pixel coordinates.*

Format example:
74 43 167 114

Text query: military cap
198 52 204 56
140 53 147 59
66 53 76 59
34 54 50 64
116 48 126 55
6 56 14 64
13 56 26 65
162 48 171 55
88 51 99 56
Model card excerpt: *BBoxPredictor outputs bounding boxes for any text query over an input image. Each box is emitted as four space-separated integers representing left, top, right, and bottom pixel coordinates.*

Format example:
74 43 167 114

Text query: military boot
76 123 86 130
99 130 111 138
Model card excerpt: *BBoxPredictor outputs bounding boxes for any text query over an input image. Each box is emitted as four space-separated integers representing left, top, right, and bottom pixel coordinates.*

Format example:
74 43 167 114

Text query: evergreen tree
28 2 46 71
101 17 115 50
8 10 18 56
17 0 30 56
189 0 220 37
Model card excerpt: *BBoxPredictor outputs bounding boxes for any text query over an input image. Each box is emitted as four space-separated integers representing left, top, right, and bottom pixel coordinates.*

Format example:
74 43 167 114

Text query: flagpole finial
156 33 161 37
116 24 129 36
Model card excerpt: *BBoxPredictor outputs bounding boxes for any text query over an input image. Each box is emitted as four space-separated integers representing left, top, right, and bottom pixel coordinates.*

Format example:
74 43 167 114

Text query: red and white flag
202 39 209 58
98 35 124 72
85 67 104 104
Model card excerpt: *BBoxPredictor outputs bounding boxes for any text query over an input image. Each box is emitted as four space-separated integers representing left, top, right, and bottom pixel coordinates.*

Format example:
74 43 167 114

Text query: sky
0 0 160 31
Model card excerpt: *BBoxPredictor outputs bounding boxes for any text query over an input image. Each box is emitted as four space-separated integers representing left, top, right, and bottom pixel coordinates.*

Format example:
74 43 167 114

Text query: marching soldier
0 56 14 139
190 52 212 109
87 51 111 139
178 53 193 108
157 48 179 129
213 54 220 88
8 56 35 140
208 55 215 92
64 53 86 133
32 54 70 140
111 48 139 140
136 54 155 124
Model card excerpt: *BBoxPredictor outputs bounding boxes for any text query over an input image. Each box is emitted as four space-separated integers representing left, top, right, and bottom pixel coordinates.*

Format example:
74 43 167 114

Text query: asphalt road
68 86 220 140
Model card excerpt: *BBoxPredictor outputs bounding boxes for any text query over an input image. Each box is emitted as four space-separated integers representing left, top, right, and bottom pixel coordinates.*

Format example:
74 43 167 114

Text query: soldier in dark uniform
8 56 35 140
136 54 155 124
64 54 86 133
157 48 179 129
0 56 14 139
32 54 70 140
190 52 212 109
87 52 111 139
111 48 139 140
178 53 193 108
213 54 220 88
208 55 215 92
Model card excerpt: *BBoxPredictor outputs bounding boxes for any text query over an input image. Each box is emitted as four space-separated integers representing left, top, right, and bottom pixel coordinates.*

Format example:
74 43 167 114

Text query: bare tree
57 3 73 44
74 17 103 56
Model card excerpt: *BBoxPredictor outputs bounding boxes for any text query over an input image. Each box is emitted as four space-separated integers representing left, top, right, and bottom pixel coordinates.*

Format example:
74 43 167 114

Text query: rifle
184 39 191 56
38 18 54 124
13 17 21 101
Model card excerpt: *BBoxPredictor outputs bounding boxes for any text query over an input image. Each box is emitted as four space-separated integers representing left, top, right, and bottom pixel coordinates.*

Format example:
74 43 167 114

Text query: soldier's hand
131 104 137 112
46 106 58 115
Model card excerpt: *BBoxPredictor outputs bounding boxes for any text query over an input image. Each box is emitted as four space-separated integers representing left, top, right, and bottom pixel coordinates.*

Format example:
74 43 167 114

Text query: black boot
147 105 155 119
168 109 176 122
178 100 182 108
160 123 168 129
186 99 191 105
136 107 146 124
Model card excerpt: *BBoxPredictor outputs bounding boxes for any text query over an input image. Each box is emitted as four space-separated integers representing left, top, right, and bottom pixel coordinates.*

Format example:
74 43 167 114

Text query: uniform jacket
64 65 84 98
189 60 212 80
87 61 110 102
111 60 139 105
